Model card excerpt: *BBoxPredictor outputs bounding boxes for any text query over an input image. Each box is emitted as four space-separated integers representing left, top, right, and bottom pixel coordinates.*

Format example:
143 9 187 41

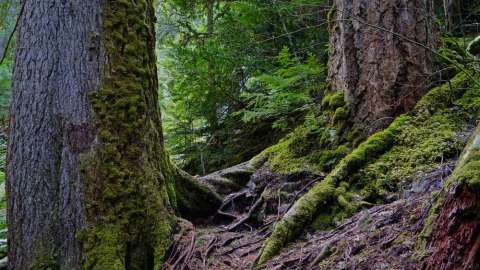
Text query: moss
254 127 322 174
448 124 480 189
328 93 346 109
173 169 222 218
82 225 124 269
256 115 408 265
257 72 479 264
321 91 345 110
415 72 470 116
32 255 59 270
357 110 467 201
467 35 480 56
357 72 478 201
81 1 175 269
415 192 443 259
333 107 348 123
254 98 351 175
326 4 337 33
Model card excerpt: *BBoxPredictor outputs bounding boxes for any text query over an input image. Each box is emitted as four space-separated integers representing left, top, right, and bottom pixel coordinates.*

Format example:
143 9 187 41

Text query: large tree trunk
6 1 213 269
7 1 103 268
328 0 436 132
256 0 437 265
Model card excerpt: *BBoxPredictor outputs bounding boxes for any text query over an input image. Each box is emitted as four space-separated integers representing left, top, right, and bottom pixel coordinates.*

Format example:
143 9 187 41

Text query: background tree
328 0 437 133
256 0 440 263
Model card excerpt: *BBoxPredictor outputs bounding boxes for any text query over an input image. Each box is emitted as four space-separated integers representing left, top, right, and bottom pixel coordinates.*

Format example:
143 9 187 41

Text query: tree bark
443 0 462 32
6 1 223 269
328 0 436 133
7 1 103 269
422 123 480 270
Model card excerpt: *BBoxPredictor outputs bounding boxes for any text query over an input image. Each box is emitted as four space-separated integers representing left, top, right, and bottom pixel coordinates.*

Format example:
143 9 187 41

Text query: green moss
321 91 345 110
81 1 175 269
254 127 322 174
256 115 408 265
415 192 443 259
257 72 479 264
467 35 480 56
357 72 478 201
415 72 470 116
174 169 222 218
326 4 337 33
328 93 346 109
32 255 59 270
448 124 480 189
333 107 348 123
357 111 467 201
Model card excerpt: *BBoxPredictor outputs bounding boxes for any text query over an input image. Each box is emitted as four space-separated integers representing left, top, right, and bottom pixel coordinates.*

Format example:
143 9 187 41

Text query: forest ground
162 125 473 270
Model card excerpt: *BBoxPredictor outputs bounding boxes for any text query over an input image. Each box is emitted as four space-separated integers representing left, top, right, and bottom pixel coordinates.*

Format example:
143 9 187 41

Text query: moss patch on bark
80 1 176 269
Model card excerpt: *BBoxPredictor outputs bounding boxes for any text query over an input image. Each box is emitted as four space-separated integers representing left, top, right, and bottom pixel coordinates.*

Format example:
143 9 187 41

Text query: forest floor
162 160 455 270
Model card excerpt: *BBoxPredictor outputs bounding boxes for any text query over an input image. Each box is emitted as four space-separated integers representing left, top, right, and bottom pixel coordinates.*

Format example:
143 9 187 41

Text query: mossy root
256 72 474 265
255 116 408 265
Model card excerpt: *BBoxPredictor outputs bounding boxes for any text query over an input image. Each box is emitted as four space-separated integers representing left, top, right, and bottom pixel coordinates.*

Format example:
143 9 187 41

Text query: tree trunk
7 0 103 268
443 0 462 32
422 123 480 270
6 1 220 269
328 0 436 133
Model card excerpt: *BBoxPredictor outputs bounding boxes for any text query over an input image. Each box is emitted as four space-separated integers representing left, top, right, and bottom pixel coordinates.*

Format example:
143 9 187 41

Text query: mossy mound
253 91 355 175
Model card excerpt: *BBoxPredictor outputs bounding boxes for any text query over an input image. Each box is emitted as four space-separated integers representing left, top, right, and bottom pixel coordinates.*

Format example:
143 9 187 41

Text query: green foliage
0 55 11 119
158 0 330 174
238 47 326 130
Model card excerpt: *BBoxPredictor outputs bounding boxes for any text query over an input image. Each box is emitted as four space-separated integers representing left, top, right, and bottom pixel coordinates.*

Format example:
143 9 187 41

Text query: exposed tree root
173 168 223 219
255 72 476 265
255 115 408 265
163 163 452 270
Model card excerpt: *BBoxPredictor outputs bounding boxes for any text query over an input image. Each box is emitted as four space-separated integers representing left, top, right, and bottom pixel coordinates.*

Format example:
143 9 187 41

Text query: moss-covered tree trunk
422 122 480 269
328 0 436 132
6 1 214 269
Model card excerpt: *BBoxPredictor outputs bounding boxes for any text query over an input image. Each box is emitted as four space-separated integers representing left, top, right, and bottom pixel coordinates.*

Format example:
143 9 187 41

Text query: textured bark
328 0 436 132
422 122 480 270
422 184 480 270
443 0 462 32
4 0 216 269
7 1 103 269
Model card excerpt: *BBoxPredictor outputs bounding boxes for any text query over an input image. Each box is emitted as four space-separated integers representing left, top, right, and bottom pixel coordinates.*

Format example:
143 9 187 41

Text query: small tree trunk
328 0 436 132
443 0 462 32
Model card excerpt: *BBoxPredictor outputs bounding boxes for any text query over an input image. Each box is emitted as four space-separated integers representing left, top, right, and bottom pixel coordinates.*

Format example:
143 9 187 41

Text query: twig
226 187 268 231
